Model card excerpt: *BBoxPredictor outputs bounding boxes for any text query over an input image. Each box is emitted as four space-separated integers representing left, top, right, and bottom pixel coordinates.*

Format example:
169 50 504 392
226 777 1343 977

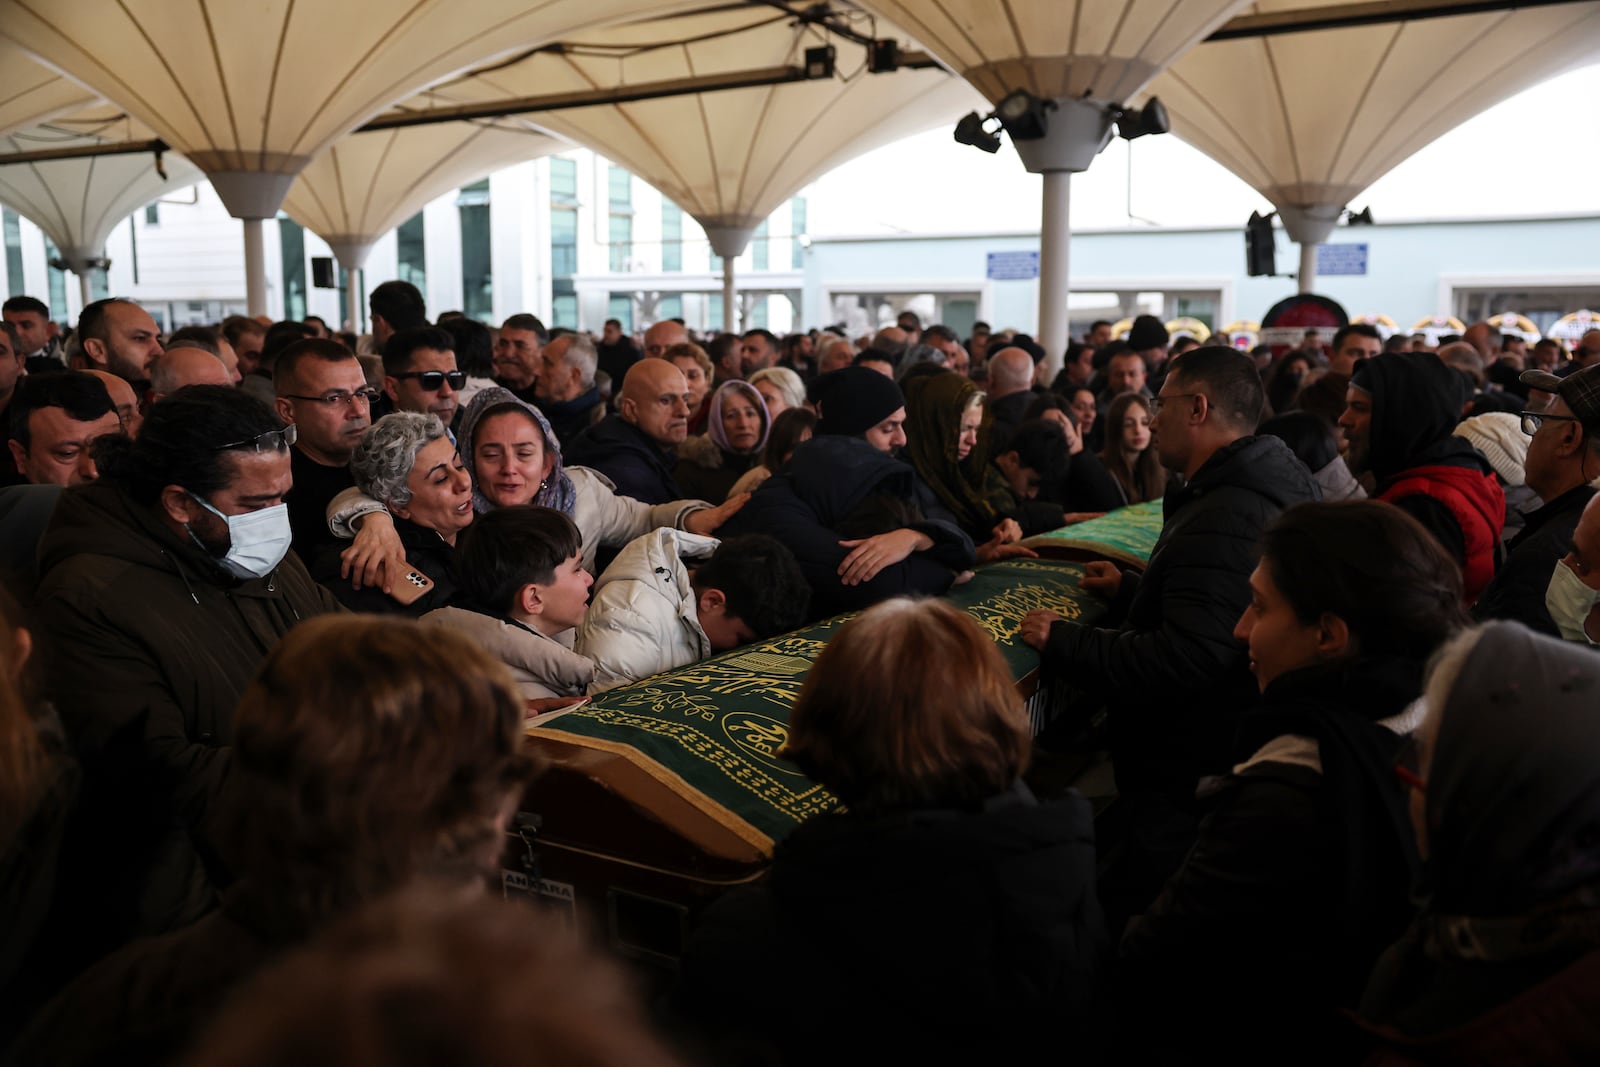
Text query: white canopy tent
0 38 97 138
0 0 703 314
282 120 565 326
381 2 982 331
852 0 1255 374
1147 0 1600 291
0 109 199 304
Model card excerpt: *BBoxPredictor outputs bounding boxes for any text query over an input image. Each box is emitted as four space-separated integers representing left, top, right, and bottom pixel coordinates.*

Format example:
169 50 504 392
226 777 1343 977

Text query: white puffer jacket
420 605 594 700
575 528 720 693
327 465 706 575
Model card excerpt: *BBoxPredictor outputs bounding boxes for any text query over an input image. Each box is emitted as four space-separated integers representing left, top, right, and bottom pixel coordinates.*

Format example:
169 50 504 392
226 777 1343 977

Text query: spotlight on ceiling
1114 97 1170 141
993 89 1056 141
1345 206 1374 226
953 111 1002 154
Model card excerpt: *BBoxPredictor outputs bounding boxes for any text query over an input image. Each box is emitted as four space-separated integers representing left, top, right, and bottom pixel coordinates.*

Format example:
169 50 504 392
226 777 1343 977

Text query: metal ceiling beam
357 51 940 133
0 137 167 166
1207 0 1594 41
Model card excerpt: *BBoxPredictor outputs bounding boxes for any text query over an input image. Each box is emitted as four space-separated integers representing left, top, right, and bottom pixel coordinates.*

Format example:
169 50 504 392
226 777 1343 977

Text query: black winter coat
1473 484 1597 636
30 483 339 964
1118 657 1423 1063
565 414 686 505
719 434 975 621
675 784 1109 1066
1041 434 1320 796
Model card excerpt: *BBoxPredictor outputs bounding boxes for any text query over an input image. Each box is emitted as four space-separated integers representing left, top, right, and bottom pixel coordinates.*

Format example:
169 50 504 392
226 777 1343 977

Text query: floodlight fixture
1114 97 1170 141
953 111 1002 154
994 89 1055 141
1345 206 1374 226
804 45 835 80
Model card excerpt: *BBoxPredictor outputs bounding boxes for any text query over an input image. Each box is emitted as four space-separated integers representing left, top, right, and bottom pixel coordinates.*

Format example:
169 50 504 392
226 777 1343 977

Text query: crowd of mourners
1 282 1598 1066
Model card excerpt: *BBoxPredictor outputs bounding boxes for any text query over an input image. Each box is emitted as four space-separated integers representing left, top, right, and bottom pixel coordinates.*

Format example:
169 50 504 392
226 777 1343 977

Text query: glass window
609 213 632 273
751 296 768 329
552 292 577 328
279 218 307 322
145 203 160 226
608 166 632 208
458 181 492 321
3 209 23 297
752 219 769 271
549 157 577 201
551 207 578 278
43 238 66 320
661 201 682 272
659 294 683 321
90 271 109 303
708 294 723 331
790 198 807 269
608 294 633 332
397 211 426 292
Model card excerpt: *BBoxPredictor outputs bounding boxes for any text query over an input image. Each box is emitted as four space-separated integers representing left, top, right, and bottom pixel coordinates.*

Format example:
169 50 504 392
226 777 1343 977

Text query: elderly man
491 313 545 401
76 298 163 386
6 372 122 487
643 319 689 360
1474 365 1600 635
84 369 143 438
985 346 1037 451
32 386 338 962
383 326 464 431
1548 492 1600 644
816 336 855 375
535 333 606 447
147 346 233 405
566 358 694 504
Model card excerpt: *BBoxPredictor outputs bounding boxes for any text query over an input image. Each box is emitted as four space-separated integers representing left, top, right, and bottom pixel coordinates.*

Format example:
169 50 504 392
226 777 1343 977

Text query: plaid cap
1521 364 1600 431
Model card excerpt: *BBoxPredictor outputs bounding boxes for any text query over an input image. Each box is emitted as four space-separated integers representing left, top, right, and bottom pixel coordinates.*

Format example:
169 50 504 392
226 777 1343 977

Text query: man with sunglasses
274 338 380 557
382 326 465 433
1474 364 1600 635
31 386 339 965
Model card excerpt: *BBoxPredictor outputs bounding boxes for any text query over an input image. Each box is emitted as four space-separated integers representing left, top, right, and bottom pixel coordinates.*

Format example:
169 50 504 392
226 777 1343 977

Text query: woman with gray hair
748 366 806 419
315 412 471 616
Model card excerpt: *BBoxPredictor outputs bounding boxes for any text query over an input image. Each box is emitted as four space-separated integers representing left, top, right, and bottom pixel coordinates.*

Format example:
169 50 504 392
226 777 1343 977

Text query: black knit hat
810 366 905 437
1129 314 1169 351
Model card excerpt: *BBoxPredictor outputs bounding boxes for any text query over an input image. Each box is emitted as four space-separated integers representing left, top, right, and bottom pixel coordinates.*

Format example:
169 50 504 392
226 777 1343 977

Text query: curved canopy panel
282 119 564 268
1146 1 1600 216
384 4 983 238
849 0 1252 105
0 38 97 138
0 109 199 266
0 0 701 215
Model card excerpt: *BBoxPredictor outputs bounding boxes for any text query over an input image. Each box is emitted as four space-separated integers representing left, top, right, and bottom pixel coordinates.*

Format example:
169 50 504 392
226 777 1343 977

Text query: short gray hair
561 333 599 388
351 411 446 509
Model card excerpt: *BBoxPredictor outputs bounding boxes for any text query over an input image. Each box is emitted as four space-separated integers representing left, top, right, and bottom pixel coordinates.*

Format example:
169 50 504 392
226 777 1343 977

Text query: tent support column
1298 243 1318 293
722 259 736 333
242 218 268 317
1038 171 1072 373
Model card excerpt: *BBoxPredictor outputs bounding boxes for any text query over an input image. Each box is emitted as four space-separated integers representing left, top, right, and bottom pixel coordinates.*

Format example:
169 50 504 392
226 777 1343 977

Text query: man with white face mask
32 385 340 958
1547 492 1600 645
1475 364 1600 637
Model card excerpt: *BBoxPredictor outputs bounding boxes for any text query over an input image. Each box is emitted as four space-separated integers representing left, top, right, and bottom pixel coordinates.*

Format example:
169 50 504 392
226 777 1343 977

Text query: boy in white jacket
576 528 809 693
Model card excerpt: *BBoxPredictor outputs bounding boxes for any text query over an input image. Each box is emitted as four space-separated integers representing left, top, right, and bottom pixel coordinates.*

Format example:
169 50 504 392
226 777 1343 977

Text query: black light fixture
1345 206 1374 226
1115 97 1170 141
803 45 835 80
993 88 1055 141
953 111 1002 154
1245 211 1277 277
867 38 898 73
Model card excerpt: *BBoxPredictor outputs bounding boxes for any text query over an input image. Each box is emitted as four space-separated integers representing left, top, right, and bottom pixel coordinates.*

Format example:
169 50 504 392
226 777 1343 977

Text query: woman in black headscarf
1356 621 1600 1061
1118 501 1469 1061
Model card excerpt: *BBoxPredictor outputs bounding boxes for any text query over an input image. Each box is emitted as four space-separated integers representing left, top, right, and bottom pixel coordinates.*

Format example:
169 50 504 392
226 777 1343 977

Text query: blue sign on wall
1317 243 1368 276
986 251 1040 280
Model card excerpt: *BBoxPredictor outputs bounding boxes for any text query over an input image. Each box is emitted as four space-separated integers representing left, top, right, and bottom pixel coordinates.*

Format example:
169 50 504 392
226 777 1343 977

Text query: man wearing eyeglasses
1338 353 1505 601
382 326 464 432
31 386 339 958
1473 364 1600 635
274 338 378 557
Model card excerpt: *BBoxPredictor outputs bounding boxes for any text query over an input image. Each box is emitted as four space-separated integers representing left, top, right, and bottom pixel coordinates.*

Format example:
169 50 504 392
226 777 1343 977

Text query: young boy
576 529 809 693
423 506 596 701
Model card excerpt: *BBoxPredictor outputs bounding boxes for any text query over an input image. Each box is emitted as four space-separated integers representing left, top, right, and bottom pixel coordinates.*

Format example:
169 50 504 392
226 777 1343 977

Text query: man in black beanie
1129 314 1171 390
724 365 974 618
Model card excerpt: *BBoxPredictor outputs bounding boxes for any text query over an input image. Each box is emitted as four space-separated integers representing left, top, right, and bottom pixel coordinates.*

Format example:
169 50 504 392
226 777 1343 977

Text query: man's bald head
83 368 142 436
151 346 233 399
1461 321 1496 360
987 347 1036 397
619 357 691 446
873 326 908 353
643 320 689 360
